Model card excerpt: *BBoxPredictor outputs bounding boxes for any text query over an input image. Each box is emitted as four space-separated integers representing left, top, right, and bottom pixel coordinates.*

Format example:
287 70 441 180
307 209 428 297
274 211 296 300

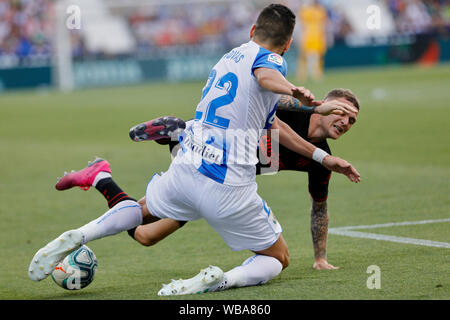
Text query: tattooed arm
278 94 358 116
278 95 315 113
310 198 339 270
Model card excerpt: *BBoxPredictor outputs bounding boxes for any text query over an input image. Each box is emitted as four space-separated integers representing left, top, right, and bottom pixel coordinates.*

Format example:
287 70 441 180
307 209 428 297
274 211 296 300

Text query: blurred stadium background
0 0 449 91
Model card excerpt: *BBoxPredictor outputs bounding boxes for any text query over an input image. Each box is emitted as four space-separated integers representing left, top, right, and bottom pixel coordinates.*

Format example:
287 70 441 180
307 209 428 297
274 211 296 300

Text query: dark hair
325 88 360 110
254 4 296 48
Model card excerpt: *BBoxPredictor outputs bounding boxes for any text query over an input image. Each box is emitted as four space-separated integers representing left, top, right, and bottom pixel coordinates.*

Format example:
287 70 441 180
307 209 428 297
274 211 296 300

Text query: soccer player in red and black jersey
256 89 359 269
56 88 359 271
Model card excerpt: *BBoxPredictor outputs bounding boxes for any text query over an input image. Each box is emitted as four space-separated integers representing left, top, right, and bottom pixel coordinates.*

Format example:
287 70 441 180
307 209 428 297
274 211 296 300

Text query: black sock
95 177 136 208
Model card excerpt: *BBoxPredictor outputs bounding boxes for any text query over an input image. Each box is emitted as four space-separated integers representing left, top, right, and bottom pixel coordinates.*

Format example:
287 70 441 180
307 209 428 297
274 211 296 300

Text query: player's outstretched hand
313 258 339 270
291 87 322 107
322 155 361 183
313 100 359 116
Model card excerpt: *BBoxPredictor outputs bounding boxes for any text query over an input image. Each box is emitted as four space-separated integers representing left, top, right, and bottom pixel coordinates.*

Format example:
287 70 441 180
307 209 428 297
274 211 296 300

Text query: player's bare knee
276 249 290 269
281 251 290 269
276 236 290 269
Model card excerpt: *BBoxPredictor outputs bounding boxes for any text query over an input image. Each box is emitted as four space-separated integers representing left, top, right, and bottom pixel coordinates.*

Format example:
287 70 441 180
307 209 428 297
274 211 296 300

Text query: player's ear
283 38 293 54
249 24 256 39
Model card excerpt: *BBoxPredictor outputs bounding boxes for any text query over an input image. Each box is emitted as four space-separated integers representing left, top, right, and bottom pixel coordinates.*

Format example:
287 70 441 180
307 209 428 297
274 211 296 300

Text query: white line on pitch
328 229 450 248
331 218 450 230
328 218 450 248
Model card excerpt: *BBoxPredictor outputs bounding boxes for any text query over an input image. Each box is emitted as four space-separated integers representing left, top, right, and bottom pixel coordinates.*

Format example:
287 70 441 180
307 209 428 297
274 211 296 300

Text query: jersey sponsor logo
183 130 224 165
267 53 283 66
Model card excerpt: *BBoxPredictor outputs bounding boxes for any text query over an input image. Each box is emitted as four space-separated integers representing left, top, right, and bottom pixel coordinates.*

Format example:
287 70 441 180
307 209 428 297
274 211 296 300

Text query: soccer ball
51 245 98 290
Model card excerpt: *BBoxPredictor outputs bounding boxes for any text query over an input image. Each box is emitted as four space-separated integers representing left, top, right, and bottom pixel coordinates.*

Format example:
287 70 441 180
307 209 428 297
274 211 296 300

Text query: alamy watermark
66 5 81 30
366 265 381 289
66 267 82 290
367 5 381 30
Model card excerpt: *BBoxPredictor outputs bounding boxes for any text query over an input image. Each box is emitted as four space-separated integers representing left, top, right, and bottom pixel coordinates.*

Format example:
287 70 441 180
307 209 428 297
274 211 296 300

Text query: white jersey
176 40 288 186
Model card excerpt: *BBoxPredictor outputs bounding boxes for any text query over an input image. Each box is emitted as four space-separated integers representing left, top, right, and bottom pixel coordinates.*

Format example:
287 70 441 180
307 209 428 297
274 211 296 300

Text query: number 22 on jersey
197 69 238 129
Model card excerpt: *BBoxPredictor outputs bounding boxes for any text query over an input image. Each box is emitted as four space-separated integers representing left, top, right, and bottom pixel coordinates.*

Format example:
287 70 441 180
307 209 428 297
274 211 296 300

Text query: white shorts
145 162 282 252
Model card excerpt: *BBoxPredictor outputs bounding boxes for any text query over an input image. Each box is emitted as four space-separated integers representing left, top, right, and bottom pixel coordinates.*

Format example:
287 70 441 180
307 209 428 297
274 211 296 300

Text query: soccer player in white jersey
28 4 360 295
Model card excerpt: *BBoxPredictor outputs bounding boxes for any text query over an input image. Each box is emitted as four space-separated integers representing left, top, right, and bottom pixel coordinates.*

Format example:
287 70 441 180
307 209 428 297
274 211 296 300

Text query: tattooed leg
310 199 338 270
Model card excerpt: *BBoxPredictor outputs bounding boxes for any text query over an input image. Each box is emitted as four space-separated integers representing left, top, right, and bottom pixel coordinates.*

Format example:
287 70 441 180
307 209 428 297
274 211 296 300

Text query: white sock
92 171 112 187
212 254 283 291
77 200 142 244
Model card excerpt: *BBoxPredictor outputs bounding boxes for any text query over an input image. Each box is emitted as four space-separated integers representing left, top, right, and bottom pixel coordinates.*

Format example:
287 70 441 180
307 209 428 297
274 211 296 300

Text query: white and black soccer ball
51 245 98 290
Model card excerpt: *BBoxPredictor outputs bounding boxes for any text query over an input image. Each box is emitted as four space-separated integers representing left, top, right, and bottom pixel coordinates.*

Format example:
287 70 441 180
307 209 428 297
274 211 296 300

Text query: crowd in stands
128 0 450 53
128 1 257 56
0 0 53 61
0 0 449 62
386 0 450 35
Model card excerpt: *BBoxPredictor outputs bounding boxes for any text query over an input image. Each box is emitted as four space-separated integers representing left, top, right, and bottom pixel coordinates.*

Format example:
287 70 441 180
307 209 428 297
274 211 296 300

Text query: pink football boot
55 158 111 191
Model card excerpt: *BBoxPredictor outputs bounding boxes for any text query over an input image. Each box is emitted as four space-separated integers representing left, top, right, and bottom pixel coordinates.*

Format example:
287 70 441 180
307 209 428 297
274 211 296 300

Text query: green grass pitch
0 64 449 300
